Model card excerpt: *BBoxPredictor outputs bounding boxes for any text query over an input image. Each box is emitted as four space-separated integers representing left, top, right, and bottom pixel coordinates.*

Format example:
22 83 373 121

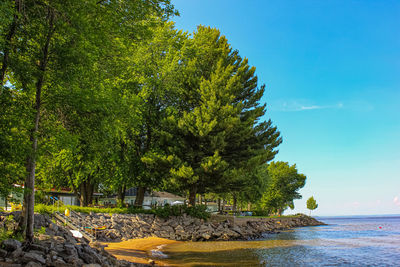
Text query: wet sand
103 237 180 265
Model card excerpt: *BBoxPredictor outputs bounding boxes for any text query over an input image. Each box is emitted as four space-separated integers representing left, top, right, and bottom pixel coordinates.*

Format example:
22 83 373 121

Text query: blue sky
171 0 400 216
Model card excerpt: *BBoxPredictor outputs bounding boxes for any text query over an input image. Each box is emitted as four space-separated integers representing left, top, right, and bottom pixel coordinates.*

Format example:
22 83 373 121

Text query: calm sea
158 216 400 266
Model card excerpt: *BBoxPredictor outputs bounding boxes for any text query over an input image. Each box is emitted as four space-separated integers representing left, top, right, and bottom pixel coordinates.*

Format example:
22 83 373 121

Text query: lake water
158 216 400 266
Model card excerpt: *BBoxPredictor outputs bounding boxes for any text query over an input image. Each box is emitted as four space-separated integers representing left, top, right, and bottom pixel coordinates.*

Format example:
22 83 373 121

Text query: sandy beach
104 237 180 266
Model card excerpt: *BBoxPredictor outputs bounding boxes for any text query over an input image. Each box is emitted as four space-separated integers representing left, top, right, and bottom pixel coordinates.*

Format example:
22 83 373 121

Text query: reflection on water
158 216 400 266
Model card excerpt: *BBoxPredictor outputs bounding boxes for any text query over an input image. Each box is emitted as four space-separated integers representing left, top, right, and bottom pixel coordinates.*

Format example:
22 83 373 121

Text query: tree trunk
198 194 202 205
247 202 251 211
116 184 127 207
217 198 221 212
188 186 197 206
232 194 237 215
79 179 94 207
22 9 55 243
134 187 146 207
0 0 20 92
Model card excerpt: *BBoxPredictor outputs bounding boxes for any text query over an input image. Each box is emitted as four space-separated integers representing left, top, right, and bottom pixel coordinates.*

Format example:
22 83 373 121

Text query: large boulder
1 239 22 252
21 252 46 265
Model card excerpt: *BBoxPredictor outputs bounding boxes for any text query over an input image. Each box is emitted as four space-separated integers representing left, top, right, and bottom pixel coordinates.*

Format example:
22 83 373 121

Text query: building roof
150 191 185 199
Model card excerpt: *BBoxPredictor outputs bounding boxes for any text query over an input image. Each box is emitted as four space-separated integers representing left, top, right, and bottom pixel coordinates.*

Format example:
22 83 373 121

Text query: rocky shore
67 212 324 242
0 211 324 266
0 212 145 267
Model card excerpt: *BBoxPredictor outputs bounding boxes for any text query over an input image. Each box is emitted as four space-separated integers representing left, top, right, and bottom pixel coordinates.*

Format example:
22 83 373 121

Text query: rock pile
0 212 146 267
65 212 324 242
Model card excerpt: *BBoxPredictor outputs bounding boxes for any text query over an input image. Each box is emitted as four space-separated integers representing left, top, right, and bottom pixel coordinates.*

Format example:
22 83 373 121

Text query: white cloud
394 196 400 206
270 100 344 112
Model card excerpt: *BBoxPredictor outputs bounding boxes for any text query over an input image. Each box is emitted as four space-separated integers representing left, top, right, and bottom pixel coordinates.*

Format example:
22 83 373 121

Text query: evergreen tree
167 26 281 205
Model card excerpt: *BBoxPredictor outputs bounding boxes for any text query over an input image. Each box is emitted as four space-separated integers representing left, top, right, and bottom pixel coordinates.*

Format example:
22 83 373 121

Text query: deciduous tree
307 196 318 216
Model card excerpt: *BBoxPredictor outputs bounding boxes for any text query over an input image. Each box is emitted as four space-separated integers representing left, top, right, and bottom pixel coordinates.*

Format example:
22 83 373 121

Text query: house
45 188 103 206
0 186 103 209
100 188 186 208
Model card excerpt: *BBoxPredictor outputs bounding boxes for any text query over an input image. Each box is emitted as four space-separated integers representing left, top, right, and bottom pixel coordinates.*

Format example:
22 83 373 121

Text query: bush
34 204 58 215
184 205 210 220
33 203 211 219
0 215 23 243
252 210 270 217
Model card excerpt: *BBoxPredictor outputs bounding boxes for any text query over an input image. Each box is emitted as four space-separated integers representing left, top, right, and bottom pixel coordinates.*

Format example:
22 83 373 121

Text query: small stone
82 264 101 267
201 233 211 240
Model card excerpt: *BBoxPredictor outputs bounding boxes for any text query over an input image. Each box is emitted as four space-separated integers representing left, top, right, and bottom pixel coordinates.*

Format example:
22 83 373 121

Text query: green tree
120 21 185 206
258 161 306 215
306 196 318 216
166 26 281 205
1 0 176 242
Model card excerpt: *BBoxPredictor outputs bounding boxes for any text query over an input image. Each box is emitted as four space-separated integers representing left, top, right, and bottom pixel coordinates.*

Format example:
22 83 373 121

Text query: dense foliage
256 162 306 215
0 1 308 242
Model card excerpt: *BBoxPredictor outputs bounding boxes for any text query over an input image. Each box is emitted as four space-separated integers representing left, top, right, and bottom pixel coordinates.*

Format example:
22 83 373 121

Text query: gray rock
79 251 95 264
29 250 45 256
33 213 46 228
29 243 48 253
64 255 85 265
4 257 14 263
25 261 42 267
21 252 46 265
53 257 70 267
10 247 23 258
1 262 22 267
63 243 78 256
1 239 22 251
0 248 8 257
83 264 101 267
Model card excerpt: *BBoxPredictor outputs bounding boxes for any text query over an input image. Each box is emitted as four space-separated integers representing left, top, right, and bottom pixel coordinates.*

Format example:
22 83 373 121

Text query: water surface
158 216 400 266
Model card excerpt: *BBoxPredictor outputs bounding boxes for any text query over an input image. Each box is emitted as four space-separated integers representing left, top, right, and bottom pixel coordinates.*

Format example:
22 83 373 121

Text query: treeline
0 0 306 242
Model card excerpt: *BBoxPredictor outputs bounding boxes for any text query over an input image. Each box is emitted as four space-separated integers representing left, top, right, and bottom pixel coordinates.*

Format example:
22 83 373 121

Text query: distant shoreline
316 214 400 219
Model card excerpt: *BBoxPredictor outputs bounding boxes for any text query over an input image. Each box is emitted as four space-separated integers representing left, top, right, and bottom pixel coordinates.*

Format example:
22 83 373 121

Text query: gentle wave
157 216 400 266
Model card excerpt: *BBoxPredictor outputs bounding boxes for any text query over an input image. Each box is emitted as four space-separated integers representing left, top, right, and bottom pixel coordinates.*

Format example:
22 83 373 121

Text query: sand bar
103 237 180 265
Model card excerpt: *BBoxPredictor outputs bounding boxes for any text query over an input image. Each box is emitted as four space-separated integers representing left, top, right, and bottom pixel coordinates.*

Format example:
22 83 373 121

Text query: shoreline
103 237 180 266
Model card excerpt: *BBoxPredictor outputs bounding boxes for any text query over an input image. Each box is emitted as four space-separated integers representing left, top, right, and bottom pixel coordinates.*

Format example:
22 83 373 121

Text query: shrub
252 210 270 217
34 203 58 215
33 203 211 219
0 215 23 243
184 205 210 220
